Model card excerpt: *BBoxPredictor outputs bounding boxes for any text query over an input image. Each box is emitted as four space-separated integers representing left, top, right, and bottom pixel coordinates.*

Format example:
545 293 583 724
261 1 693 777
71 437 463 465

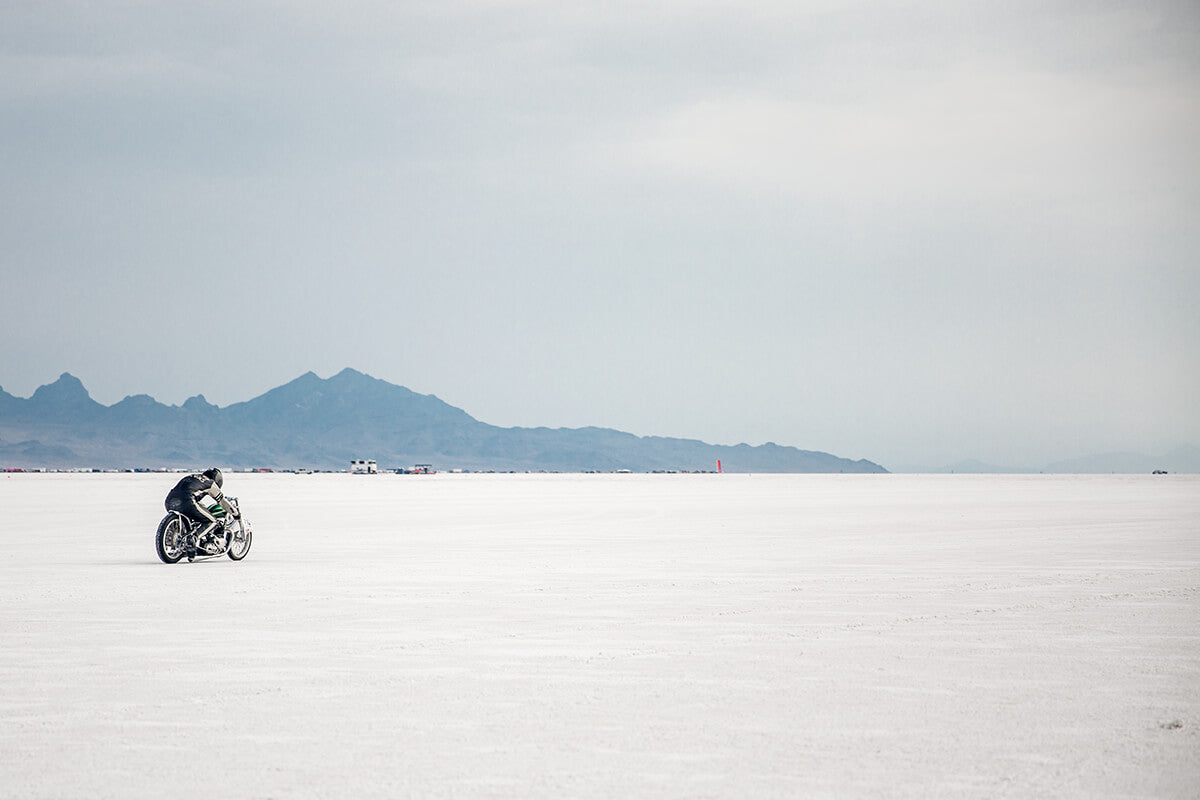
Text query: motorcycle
155 496 253 563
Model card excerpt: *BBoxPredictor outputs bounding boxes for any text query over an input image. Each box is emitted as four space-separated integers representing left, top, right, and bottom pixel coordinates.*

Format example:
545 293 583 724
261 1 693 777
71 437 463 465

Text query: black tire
226 518 252 561
156 514 187 564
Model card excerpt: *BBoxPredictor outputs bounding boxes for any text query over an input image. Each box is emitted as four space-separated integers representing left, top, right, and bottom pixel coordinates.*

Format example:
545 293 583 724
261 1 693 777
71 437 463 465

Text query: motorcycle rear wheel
156 514 187 564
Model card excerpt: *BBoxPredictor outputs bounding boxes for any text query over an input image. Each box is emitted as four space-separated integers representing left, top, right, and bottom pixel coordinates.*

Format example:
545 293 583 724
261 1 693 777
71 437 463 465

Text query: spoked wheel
226 518 253 561
155 514 188 564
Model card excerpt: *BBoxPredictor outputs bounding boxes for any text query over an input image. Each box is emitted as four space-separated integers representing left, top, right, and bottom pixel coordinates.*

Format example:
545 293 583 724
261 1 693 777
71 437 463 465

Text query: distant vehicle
351 459 377 474
155 496 252 564
1153 469 1169 475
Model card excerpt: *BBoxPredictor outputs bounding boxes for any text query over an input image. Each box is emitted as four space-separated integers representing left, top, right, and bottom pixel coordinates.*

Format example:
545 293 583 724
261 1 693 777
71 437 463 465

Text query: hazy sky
2 0 1198 470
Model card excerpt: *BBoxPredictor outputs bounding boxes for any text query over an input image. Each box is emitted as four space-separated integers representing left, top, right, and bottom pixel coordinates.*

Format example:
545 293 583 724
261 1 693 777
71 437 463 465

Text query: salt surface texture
0 472 1197 798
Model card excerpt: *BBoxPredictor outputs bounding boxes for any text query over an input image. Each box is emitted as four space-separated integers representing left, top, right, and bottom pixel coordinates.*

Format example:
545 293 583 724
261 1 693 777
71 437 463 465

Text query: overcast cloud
2 0 1198 470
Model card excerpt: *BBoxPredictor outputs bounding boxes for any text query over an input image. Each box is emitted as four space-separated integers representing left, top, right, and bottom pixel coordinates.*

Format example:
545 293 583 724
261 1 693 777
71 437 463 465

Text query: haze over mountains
929 447 1200 475
0 369 886 473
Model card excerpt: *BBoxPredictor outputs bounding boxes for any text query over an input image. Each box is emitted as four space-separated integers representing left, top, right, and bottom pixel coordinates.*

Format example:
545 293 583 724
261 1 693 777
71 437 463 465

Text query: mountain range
929 446 1200 475
0 369 888 473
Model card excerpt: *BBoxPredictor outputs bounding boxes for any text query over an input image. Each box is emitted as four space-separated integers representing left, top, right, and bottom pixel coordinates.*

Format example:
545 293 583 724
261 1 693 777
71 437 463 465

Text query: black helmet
202 467 223 488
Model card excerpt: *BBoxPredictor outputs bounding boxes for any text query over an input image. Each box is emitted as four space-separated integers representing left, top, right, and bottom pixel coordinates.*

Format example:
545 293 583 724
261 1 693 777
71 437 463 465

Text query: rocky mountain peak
30 373 95 405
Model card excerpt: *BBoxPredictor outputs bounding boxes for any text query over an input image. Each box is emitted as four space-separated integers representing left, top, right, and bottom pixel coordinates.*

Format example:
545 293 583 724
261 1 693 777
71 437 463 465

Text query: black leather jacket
166 473 229 510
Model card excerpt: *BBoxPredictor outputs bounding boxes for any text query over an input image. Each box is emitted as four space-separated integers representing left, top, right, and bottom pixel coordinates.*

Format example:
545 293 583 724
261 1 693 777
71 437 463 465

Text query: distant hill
924 445 1200 475
932 459 1036 475
1041 445 1200 474
0 369 888 473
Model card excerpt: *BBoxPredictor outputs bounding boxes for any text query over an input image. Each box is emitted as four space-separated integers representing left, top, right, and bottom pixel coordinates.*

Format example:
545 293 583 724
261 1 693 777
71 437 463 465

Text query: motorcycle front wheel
226 518 252 561
155 514 187 564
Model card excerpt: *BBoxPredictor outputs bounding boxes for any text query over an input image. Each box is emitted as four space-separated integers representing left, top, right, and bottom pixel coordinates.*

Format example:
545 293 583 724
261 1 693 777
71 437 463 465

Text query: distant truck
351 459 377 474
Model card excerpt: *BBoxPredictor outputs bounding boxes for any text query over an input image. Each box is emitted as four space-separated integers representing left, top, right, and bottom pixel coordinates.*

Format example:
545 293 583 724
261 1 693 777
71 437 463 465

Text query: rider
164 468 239 553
